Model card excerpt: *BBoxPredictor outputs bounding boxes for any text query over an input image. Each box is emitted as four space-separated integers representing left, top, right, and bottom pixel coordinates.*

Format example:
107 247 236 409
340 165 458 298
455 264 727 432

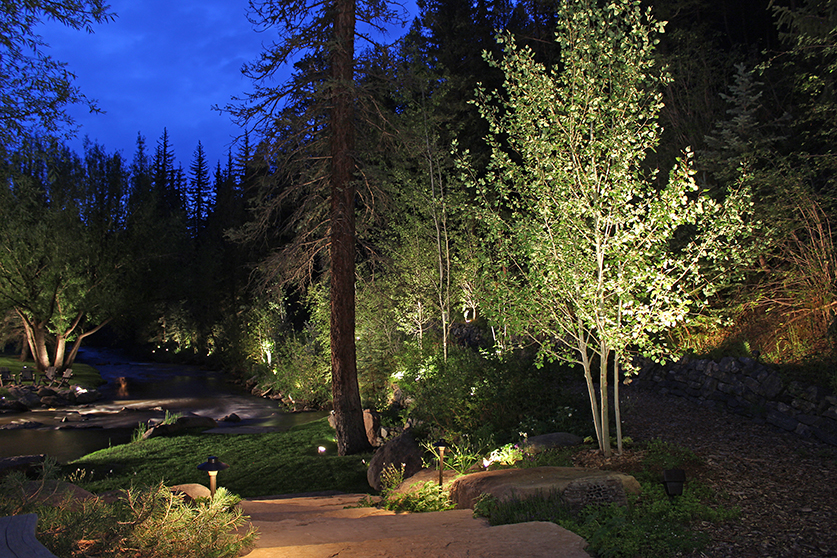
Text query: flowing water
0 347 327 463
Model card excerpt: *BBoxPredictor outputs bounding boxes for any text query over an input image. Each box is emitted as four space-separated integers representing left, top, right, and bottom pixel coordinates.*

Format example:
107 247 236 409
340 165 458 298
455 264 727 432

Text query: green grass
67 418 373 497
0 354 105 388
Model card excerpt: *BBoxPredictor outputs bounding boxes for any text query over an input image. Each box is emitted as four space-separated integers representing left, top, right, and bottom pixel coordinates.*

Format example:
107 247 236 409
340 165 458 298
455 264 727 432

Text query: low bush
0 466 255 558
361 463 455 513
475 480 738 558
394 345 589 443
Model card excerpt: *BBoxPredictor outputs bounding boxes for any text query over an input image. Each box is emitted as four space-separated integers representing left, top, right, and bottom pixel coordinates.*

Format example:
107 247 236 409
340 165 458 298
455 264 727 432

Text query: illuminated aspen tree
470 0 755 456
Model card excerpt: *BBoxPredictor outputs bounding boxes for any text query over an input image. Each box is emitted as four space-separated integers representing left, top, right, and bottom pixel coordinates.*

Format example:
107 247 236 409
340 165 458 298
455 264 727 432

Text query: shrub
394 345 588 442
0 466 256 558
371 463 455 513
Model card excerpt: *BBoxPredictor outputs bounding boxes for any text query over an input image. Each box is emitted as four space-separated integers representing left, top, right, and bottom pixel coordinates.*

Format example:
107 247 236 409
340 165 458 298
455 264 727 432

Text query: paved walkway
239 493 590 558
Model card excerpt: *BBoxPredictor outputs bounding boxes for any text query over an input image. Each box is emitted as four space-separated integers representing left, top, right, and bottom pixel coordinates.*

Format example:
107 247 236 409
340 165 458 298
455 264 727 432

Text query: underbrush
0 465 255 558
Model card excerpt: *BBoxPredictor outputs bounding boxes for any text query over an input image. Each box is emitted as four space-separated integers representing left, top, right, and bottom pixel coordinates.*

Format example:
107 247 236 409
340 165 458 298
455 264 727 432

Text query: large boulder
7 386 41 408
367 430 424 491
72 386 101 404
170 483 212 502
448 466 641 510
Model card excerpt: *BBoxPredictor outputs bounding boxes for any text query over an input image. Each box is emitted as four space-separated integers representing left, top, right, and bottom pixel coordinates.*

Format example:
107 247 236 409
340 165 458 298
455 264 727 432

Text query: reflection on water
0 428 135 464
0 347 328 463
115 377 130 398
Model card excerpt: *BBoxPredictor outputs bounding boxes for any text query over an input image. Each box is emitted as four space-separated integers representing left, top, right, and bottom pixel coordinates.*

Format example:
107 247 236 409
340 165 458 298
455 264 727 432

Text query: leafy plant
421 436 490 475
161 410 182 425
131 421 149 443
484 443 524 469
376 463 455 513
396 344 586 443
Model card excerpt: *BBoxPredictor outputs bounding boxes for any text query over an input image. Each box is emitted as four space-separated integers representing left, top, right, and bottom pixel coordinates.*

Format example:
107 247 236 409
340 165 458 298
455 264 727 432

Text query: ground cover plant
473 439 740 558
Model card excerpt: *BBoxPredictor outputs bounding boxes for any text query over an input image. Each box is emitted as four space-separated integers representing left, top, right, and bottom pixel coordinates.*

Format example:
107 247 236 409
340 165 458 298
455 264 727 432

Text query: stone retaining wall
633 356 837 447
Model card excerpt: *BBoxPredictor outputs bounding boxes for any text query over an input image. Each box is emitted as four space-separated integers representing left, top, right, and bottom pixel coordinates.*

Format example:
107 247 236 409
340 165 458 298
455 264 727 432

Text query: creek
0 347 327 463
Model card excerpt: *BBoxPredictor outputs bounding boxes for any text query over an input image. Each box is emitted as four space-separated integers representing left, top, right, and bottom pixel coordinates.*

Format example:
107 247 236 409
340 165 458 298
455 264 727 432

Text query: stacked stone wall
633 356 837 447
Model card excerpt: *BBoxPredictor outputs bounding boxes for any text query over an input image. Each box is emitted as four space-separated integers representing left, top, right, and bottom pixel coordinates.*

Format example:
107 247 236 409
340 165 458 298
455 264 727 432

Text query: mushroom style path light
197 456 229 498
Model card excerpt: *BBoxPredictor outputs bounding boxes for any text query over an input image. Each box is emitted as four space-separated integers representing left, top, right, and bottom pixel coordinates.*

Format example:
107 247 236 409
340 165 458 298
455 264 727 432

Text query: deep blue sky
40 1 416 172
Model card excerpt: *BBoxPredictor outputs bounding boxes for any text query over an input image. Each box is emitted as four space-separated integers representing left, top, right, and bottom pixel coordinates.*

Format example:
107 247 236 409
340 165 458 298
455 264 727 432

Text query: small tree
470 0 755 456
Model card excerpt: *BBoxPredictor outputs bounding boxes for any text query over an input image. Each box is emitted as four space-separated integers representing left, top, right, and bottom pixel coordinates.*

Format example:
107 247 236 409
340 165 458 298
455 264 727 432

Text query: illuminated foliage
470 0 756 456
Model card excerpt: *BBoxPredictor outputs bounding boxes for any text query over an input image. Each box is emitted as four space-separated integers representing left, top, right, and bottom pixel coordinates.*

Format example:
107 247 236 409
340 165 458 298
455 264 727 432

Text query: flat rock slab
449 466 641 509
239 493 589 558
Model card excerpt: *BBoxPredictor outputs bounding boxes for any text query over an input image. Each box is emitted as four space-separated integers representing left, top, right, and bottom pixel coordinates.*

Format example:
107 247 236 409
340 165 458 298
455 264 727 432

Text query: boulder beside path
447 466 641 510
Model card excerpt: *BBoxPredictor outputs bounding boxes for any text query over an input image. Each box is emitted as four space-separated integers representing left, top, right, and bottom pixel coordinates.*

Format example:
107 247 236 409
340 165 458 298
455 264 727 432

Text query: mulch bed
585 386 837 557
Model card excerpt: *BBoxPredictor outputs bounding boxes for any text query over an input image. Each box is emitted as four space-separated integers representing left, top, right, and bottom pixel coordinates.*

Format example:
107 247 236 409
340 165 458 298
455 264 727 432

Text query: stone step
238 493 589 558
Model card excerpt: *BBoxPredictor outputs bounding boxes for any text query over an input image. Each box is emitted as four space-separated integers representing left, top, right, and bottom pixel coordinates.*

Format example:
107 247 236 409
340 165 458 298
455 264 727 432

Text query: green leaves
468 0 756 454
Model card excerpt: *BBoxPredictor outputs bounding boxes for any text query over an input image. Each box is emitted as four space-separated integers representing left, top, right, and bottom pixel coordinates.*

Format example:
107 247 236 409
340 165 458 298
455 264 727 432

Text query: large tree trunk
16 309 50 371
329 0 370 456
64 318 111 369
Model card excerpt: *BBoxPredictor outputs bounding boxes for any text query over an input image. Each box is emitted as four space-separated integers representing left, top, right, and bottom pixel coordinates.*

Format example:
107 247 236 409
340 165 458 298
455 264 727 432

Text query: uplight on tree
468 0 756 457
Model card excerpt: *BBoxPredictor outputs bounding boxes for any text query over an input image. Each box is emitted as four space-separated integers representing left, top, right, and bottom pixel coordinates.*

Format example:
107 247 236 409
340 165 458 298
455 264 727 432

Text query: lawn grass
68 418 374 498
0 354 105 388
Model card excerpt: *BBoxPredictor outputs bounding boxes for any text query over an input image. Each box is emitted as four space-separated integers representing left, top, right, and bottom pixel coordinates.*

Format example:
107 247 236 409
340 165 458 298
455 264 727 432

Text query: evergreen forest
3 0 837 454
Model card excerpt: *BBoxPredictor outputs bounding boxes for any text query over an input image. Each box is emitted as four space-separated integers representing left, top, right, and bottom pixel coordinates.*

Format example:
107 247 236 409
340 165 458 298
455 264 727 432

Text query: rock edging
633 356 837 446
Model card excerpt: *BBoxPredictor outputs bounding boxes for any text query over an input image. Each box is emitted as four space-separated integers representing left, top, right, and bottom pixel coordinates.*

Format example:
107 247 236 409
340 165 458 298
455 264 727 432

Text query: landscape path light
433 440 448 487
197 456 229 498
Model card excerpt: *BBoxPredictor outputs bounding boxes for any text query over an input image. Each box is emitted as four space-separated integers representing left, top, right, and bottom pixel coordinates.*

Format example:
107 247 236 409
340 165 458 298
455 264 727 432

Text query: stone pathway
238 493 590 558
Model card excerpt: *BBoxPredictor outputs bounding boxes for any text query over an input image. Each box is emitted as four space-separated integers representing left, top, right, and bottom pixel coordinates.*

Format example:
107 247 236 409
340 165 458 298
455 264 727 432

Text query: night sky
39 1 415 170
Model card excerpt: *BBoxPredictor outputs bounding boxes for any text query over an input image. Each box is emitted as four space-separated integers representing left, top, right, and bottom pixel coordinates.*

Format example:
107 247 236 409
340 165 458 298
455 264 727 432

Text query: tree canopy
0 1 114 156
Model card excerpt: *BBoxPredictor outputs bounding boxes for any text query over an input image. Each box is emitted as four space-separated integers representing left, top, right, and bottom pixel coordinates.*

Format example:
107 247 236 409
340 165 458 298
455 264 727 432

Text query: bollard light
433 439 448 487
663 469 686 497
197 456 229 498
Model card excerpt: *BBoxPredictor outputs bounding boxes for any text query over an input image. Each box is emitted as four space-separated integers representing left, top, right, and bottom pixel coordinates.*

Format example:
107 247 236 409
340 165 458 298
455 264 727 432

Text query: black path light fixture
663 468 686 497
433 439 448 487
197 455 229 498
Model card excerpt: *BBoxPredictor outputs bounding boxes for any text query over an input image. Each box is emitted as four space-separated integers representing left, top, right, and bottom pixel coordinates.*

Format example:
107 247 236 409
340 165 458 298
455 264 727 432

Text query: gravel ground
593 386 837 557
